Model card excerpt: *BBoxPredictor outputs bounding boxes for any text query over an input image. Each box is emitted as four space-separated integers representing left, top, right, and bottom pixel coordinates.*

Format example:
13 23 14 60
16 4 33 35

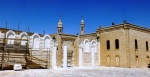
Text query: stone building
0 18 150 69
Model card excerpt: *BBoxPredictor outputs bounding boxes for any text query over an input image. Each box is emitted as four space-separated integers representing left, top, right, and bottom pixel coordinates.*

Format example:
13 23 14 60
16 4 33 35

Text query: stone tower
57 17 63 34
80 17 85 42
80 17 85 35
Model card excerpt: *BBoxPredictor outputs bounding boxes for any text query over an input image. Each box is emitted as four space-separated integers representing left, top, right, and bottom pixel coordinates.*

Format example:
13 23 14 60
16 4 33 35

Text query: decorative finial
81 16 84 22
58 15 62 22
59 15 62 20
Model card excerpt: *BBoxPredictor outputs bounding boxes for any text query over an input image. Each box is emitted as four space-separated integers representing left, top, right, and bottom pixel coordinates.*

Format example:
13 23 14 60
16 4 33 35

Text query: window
135 39 138 49
115 39 119 49
146 41 148 50
81 26 83 31
107 40 110 49
84 40 89 52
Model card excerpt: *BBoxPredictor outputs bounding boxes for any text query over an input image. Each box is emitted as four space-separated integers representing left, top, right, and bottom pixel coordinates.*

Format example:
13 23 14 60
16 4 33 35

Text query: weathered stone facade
0 18 150 69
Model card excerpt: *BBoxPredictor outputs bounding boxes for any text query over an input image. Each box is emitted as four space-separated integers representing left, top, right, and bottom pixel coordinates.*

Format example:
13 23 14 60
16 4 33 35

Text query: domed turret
57 16 63 34
80 16 85 35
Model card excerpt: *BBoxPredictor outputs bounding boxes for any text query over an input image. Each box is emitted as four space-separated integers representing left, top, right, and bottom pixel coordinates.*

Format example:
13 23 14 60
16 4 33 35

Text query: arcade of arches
0 18 150 68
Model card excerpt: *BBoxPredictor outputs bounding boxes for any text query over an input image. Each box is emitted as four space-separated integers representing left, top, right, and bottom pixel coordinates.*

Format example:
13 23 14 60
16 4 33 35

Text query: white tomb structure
79 39 100 67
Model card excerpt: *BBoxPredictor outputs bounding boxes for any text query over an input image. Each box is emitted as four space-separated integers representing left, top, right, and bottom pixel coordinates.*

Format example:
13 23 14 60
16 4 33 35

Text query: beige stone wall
95 51 100 66
73 37 79 67
129 29 150 68
57 35 63 67
31 50 51 68
84 34 97 42
100 29 127 67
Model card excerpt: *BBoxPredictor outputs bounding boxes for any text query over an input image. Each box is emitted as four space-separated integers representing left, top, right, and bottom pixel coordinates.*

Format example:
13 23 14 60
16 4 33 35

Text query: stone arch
107 55 111 66
91 40 97 52
6 30 16 44
91 40 96 46
115 55 120 66
32 33 40 49
91 40 97 66
20 32 28 45
83 39 90 52
43 34 51 49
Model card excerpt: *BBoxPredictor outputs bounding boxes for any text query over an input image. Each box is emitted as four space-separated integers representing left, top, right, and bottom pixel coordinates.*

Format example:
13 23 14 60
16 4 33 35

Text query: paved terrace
0 67 150 77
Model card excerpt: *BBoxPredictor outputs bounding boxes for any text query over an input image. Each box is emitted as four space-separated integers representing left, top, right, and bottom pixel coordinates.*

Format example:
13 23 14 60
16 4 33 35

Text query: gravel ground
0 67 150 77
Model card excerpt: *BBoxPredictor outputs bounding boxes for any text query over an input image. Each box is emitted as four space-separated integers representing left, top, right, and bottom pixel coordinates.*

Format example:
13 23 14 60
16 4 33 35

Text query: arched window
92 41 96 52
6 30 15 44
146 41 148 50
107 40 110 49
33 34 40 49
44 36 50 49
135 39 138 49
20 32 28 46
115 39 119 49
84 40 89 52
81 26 83 31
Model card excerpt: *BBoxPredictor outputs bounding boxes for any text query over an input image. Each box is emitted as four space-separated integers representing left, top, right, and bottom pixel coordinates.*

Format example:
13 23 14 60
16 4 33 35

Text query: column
79 47 82 67
52 46 57 68
63 44 67 68
91 46 95 67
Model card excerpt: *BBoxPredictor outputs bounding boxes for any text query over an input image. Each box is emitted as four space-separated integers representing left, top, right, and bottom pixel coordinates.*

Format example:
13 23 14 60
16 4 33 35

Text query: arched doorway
6 30 15 44
107 56 111 66
20 32 28 45
116 56 120 66
44 35 50 49
32 34 40 49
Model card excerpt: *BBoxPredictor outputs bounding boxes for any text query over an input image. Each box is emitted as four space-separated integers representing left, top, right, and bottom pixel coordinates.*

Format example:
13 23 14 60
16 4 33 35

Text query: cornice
98 22 150 34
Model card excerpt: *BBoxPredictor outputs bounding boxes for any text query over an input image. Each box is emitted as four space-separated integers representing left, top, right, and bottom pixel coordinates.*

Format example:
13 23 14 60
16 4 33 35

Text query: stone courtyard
1 67 150 77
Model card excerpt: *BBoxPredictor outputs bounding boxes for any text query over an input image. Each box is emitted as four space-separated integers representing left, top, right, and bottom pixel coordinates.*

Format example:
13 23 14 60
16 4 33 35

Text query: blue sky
0 0 150 34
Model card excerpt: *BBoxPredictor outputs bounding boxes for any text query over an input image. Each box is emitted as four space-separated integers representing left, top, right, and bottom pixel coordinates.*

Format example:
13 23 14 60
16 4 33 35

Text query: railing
5 44 14 48
20 45 27 50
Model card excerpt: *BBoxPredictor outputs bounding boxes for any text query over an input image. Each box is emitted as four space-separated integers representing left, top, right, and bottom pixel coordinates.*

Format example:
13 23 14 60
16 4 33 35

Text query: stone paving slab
0 67 150 77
